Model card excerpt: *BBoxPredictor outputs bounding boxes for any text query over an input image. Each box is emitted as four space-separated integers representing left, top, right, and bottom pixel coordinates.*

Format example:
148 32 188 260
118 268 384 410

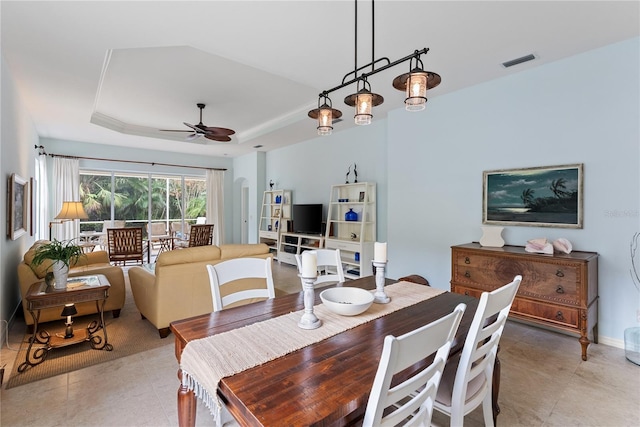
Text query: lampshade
392 56 442 112
55 201 88 220
61 303 78 317
344 80 383 126
308 94 342 136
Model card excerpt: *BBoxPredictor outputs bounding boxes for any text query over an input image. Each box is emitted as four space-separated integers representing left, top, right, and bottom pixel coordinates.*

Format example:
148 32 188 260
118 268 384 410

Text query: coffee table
18 274 113 373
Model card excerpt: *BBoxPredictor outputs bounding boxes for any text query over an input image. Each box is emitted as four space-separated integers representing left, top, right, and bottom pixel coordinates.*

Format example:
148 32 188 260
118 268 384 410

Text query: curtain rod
47 153 227 171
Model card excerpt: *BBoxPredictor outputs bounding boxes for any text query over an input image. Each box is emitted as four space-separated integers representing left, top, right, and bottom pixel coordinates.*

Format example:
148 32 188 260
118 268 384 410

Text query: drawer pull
464 291 470 296
555 311 565 321
556 269 564 278
464 271 471 278
556 285 565 294
464 257 470 264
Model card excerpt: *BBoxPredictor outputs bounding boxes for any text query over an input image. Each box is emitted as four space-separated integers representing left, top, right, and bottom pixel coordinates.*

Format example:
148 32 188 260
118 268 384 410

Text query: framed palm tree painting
483 164 583 228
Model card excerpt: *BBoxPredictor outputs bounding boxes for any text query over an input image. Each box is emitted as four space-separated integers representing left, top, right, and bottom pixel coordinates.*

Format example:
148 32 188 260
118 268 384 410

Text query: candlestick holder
372 261 390 304
298 275 322 329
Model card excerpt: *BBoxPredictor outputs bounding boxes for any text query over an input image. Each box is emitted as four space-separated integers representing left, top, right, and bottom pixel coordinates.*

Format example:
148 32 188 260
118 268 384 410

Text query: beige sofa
128 243 284 338
18 241 126 327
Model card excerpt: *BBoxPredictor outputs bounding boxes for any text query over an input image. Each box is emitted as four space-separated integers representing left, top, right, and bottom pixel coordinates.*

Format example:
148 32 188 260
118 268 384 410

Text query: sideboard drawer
518 274 579 306
511 298 580 329
451 284 484 299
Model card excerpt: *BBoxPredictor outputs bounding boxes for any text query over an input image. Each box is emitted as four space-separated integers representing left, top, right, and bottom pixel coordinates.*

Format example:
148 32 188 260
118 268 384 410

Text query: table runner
180 281 444 426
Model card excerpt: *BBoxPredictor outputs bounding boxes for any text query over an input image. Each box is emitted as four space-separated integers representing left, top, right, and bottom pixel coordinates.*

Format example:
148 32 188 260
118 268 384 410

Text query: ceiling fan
161 103 235 142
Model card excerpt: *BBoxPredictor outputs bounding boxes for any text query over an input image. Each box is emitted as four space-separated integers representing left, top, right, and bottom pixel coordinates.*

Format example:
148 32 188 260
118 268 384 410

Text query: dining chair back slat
206 257 276 312
294 249 345 287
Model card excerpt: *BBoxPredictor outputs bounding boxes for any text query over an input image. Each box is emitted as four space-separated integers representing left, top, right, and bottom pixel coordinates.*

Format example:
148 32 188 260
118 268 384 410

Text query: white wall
387 37 640 344
1 55 39 334
265 121 388 241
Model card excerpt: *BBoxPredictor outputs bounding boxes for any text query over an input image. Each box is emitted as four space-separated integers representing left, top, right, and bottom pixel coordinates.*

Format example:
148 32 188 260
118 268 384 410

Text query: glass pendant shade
405 71 428 111
308 94 342 136
317 107 333 135
354 91 373 126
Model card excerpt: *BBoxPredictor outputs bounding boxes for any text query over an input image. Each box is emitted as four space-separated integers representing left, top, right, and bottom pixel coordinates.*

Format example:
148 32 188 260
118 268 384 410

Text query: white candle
374 242 387 262
301 251 318 278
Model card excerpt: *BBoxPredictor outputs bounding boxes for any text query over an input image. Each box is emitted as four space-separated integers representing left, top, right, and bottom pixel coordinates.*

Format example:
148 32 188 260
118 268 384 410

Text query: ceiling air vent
502 54 536 68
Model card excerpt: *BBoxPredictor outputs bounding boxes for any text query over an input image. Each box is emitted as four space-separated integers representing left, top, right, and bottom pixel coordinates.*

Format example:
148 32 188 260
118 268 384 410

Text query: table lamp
61 303 78 339
49 201 88 240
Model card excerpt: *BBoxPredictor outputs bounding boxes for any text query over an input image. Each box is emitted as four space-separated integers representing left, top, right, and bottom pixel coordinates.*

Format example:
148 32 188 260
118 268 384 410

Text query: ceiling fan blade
202 126 236 136
185 133 201 141
204 134 232 142
183 122 199 132
159 129 192 133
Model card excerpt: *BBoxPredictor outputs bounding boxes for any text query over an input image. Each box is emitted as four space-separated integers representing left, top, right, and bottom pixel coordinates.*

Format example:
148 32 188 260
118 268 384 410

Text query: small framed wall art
8 173 29 240
483 163 583 229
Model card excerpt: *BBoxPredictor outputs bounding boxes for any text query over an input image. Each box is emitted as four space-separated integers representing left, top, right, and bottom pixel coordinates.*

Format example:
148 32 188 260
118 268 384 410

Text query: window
79 170 206 233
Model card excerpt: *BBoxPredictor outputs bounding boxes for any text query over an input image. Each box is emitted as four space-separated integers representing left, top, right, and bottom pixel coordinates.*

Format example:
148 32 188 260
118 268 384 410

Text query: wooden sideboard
451 243 598 361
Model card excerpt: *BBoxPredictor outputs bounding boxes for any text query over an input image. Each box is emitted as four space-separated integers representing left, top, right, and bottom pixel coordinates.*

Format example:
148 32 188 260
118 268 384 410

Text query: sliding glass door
79 170 206 235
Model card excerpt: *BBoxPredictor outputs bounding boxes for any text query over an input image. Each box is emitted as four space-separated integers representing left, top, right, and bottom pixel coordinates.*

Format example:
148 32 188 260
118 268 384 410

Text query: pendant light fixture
344 78 384 126
308 93 342 135
308 0 441 134
392 53 442 112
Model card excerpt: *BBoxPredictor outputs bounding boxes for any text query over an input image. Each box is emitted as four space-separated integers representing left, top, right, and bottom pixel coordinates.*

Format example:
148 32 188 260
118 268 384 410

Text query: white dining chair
434 275 522 427
363 303 467 427
206 257 276 312
294 249 345 288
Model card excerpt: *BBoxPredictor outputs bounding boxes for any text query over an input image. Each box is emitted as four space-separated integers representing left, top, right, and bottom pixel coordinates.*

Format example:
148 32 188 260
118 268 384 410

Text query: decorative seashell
525 238 553 254
553 238 573 254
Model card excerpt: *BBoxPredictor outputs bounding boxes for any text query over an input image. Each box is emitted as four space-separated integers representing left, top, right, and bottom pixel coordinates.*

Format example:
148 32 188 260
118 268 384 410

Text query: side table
18 274 113 373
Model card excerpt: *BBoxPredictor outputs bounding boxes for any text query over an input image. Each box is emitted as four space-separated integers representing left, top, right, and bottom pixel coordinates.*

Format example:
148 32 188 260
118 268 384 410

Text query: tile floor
1 261 639 426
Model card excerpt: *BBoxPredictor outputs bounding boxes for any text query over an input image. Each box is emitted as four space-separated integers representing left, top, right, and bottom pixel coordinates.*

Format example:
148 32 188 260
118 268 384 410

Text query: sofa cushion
156 245 222 267
220 244 270 259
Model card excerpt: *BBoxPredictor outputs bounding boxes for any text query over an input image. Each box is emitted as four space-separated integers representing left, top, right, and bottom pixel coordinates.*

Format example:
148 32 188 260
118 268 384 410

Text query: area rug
5 276 171 389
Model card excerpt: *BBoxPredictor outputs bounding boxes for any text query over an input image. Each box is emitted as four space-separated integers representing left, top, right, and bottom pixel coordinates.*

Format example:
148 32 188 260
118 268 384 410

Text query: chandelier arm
372 0 375 73
341 57 390 85
322 48 428 97
354 0 358 77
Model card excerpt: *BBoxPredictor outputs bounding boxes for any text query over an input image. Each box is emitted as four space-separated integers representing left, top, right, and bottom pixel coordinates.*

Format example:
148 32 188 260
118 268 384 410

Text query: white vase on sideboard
479 226 505 248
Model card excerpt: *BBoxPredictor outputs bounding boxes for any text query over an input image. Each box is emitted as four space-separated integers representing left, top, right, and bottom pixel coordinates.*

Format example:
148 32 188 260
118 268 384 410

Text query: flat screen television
292 204 323 235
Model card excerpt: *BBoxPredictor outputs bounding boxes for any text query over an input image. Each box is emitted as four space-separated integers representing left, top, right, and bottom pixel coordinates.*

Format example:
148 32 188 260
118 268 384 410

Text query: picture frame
30 177 35 236
273 208 281 217
483 163 583 229
358 191 365 202
8 173 29 240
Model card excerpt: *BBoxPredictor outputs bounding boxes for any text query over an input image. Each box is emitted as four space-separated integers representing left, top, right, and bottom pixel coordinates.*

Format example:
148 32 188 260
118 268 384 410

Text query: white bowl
320 287 374 316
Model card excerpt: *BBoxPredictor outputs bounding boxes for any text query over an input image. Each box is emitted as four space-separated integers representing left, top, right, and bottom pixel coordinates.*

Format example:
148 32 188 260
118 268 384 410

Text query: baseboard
598 335 625 349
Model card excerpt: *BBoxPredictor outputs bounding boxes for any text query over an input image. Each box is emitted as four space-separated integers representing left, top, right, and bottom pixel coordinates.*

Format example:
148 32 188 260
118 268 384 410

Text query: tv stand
277 232 325 266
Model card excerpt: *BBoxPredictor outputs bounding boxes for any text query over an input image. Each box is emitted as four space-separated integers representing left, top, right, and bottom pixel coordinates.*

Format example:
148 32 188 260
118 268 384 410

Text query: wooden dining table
170 276 496 427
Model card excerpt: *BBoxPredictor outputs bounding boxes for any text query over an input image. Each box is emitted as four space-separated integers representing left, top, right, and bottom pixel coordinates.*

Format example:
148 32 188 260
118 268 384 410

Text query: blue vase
275 195 282 204
345 208 358 222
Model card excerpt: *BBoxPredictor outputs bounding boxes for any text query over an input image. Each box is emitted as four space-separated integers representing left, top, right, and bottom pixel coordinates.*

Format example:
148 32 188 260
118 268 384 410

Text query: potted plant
31 239 85 289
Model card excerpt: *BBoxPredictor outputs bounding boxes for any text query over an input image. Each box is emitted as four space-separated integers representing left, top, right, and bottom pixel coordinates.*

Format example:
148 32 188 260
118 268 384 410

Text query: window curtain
206 169 224 245
52 157 80 241
35 155 48 241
